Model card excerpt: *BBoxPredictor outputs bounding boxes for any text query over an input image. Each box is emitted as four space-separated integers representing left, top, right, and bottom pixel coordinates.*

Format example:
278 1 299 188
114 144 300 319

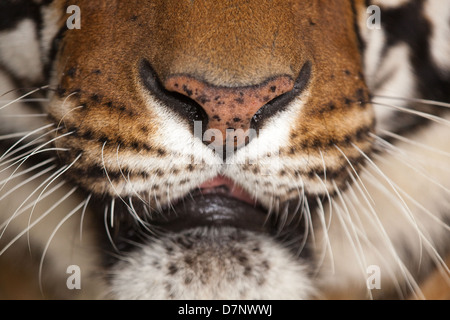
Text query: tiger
0 0 449 300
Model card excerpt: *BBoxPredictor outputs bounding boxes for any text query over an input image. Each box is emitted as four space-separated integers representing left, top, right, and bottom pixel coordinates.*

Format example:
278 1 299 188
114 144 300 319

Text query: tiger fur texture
0 0 449 299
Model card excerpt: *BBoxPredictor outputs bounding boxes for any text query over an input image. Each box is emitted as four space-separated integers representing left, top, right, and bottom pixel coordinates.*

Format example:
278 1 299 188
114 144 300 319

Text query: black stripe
350 0 366 54
378 0 450 135
384 0 450 102
43 25 67 80
0 0 43 31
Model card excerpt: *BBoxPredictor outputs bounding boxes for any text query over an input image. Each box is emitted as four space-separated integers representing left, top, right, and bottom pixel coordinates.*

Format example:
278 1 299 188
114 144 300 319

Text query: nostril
164 72 301 148
139 59 311 151
251 61 312 131
139 59 208 130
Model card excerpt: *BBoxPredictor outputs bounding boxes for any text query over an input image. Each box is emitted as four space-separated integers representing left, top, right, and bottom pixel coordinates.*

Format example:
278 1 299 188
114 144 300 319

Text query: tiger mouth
151 175 271 233
147 175 308 240
95 175 310 258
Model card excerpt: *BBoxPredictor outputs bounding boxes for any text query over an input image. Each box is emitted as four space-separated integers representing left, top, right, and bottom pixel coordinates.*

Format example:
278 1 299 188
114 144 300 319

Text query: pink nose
164 75 294 147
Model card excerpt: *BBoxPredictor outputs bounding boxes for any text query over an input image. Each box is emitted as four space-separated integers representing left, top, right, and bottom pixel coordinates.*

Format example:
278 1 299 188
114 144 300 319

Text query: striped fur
0 0 449 299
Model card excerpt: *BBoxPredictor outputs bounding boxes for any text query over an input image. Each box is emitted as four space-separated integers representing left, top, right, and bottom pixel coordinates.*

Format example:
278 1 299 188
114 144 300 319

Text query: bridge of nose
164 75 294 143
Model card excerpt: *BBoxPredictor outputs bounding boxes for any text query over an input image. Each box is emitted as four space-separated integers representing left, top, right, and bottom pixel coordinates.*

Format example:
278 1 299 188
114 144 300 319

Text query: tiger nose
164 75 294 147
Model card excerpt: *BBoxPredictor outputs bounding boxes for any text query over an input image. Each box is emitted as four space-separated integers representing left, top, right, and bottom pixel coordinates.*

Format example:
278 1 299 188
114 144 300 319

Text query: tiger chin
0 0 449 300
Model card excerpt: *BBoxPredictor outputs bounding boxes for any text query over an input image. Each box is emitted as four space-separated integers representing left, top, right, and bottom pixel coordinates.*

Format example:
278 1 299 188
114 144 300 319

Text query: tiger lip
152 175 269 233
196 175 256 206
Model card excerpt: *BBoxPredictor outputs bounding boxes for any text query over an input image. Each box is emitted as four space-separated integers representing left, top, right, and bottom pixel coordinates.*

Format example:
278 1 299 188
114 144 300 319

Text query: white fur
425 0 450 72
0 19 43 83
370 44 416 132
110 227 314 300
372 0 411 9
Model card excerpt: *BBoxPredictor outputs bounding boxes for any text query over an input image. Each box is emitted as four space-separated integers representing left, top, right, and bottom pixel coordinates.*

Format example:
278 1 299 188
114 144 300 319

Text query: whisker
0 180 67 231
26 154 82 249
0 131 41 141
38 198 87 296
0 147 69 174
0 85 49 111
276 201 289 236
0 164 71 238
1 113 48 118
379 129 450 159
342 181 406 297
335 144 375 205
332 180 373 299
314 196 335 275
115 144 147 205
1 130 74 175
352 143 423 247
110 197 115 228
302 188 314 247
101 142 151 232
0 123 55 162
371 134 450 195
0 186 78 256
0 139 47 168
0 164 57 206
349 170 423 299
373 95 450 109
0 98 50 103
371 101 450 127
0 157 55 189
79 193 92 243
104 204 119 253
128 197 153 233
362 168 450 277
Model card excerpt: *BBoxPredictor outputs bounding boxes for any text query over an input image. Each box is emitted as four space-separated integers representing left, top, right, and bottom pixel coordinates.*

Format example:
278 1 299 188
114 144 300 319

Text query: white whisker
0 130 74 178
349 170 423 299
373 95 450 109
110 197 115 228
0 147 68 174
104 204 119 253
372 101 450 127
379 129 450 159
335 144 375 205
0 165 57 205
332 180 373 299
26 154 82 249
101 142 151 232
38 198 87 296
0 164 70 238
0 123 55 162
79 193 92 243
0 85 49 111
0 157 54 189
1 113 48 118
0 186 78 256
352 143 423 247
0 98 49 103
0 131 40 141
0 181 66 231
342 181 406 297
362 169 450 278
314 196 335 275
